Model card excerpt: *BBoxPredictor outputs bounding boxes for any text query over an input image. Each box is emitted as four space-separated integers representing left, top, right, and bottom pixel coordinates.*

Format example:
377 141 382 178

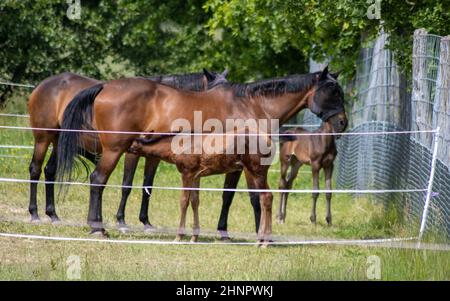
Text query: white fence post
418 126 441 244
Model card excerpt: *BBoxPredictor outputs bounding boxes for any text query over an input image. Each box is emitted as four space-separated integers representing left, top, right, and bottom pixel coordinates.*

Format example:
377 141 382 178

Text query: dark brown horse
128 129 274 244
56 67 347 236
27 69 227 226
276 117 346 225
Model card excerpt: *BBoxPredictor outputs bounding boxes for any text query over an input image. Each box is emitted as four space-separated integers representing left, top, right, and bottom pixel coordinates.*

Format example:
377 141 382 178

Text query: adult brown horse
57 66 347 237
27 69 227 226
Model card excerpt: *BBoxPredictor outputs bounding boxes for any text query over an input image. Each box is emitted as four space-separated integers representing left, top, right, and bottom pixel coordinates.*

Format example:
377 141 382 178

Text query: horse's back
28 72 100 129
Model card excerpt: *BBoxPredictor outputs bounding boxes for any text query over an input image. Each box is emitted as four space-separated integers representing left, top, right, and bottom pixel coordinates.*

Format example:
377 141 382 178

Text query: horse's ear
222 68 229 78
319 65 329 81
203 68 216 81
330 70 341 80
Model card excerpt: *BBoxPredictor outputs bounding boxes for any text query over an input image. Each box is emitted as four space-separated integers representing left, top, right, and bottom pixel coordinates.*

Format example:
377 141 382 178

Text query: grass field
0 111 449 280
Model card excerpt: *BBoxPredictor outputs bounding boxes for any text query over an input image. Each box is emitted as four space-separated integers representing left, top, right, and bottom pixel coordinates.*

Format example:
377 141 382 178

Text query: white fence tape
0 232 419 247
0 124 439 136
0 177 428 194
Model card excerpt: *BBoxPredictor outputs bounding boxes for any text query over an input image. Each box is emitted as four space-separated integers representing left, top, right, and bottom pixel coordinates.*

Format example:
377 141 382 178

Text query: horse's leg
277 158 289 223
244 168 272 245
310 163 320 224
88 150 122 235
324 163 334 226
255 172 272 246
217 170 242 240
242 170 261 234
116 153 139 230
28 140 50 222
176 174 192 242
139 157 160 230
190 178 201 243
44 141 60 223
283 160 302 222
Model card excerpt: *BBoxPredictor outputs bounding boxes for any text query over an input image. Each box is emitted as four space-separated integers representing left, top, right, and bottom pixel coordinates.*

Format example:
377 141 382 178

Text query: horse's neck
315 122 334 148
144 139 175 162
257 89 314 125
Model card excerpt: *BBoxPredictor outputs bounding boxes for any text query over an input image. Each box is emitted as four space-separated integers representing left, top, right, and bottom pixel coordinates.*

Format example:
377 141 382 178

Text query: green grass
0 110 449 280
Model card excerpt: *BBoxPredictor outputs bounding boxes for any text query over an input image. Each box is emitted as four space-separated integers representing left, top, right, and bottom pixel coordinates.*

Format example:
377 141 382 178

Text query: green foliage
381 0 450 76
0 0 114 104
1 0 449 105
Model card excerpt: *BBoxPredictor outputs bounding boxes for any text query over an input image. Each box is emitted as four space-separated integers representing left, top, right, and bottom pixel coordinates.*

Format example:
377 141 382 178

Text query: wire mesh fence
335 30 450 238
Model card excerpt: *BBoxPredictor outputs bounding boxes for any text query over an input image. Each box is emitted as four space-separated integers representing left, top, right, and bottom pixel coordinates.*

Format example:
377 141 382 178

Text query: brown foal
128 130 274 244
277 113 347 225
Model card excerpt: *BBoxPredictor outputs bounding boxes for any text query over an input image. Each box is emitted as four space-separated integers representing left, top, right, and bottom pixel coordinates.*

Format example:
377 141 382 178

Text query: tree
0 0 114 104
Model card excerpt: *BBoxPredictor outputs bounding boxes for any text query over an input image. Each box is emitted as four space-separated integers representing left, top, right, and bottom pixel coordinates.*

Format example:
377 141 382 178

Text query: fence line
0 177 429 194
0 232 424 248
0 124 438 136
0 81 35 88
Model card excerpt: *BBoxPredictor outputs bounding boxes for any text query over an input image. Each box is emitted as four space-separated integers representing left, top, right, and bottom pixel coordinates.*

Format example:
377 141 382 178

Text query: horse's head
203 68 229 89
309 66 348 133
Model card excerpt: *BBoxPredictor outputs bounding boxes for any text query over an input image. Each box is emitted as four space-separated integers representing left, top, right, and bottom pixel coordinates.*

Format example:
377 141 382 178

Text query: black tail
57 84 103 183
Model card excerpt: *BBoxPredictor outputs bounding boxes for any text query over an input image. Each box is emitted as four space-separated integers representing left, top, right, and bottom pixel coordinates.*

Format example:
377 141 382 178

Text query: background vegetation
1 0 449 105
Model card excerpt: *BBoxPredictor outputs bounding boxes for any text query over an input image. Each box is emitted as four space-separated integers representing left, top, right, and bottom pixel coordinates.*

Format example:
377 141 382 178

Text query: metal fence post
418 126 441 244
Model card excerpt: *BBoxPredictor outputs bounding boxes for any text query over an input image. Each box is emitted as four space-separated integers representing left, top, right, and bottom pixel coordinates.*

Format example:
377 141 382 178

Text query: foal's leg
310 163 320 224
28 139 50 222
324 163 334 226
278 158 301 223
88 150 122 235
217 170 242 239
139 157 160 230
44 142 60 223
256 176 273 246
277 158 289 223
116 153 139 230
245 169 272 245
176 174 192 242
190 178 201 242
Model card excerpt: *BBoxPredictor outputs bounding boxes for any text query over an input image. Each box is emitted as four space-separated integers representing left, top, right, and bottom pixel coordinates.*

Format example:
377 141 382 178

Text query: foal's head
310 66 348 133
128 134 170 155
203 68 229 89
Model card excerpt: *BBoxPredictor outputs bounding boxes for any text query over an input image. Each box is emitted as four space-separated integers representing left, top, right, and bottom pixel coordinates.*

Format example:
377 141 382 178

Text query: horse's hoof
30 217 41 224
190 235 198 243
326 217 332 226
220 236 231 243
90 229 108 239
174 235 184 242
310 216 317 224
277 218 285 224
117 224 129 234
51 219 62 226
144 224 155 233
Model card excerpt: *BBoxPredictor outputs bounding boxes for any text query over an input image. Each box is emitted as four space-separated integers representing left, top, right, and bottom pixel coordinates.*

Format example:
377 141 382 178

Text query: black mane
224 73 319 97
145 72 205 91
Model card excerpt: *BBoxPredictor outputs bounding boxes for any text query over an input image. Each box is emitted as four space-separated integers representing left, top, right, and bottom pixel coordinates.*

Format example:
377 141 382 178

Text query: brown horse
56 66 348 236
276 117 346 225
128 129 274 243
27 69 226 225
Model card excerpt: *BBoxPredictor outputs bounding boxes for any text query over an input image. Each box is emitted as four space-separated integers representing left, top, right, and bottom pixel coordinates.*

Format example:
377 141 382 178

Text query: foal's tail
57 84 104 183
